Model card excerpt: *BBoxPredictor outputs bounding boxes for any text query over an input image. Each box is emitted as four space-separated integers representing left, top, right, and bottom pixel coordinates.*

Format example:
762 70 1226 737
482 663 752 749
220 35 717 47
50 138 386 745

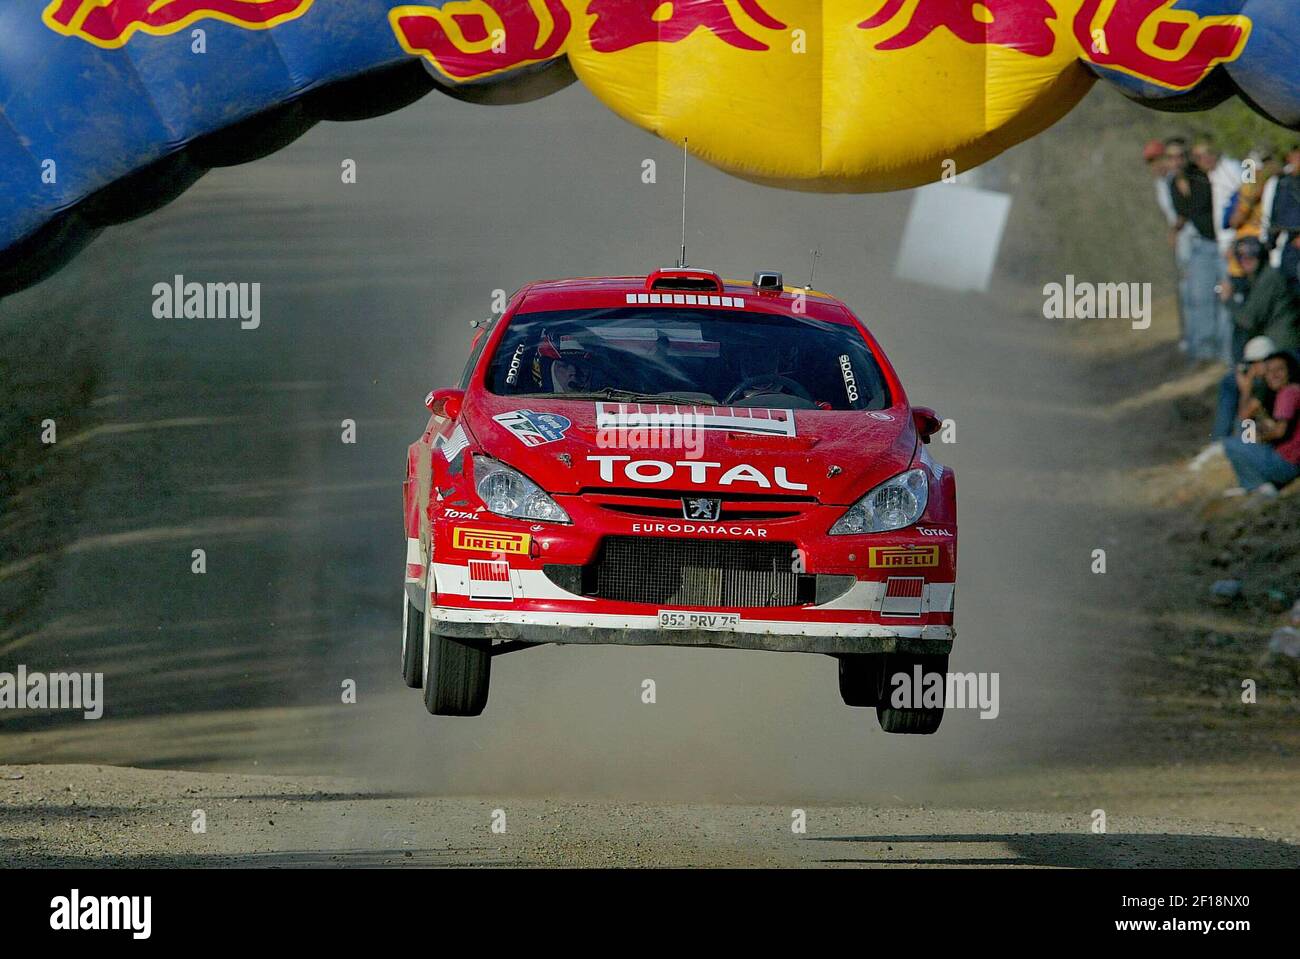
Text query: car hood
462 395 917 505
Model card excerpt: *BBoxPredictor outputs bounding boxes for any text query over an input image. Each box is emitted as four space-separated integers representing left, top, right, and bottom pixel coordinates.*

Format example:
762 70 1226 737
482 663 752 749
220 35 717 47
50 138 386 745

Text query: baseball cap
1243 336 1277 362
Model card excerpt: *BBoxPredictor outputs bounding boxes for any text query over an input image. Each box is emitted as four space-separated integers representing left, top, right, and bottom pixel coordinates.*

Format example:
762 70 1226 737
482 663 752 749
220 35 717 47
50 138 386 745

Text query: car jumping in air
402 267 956 733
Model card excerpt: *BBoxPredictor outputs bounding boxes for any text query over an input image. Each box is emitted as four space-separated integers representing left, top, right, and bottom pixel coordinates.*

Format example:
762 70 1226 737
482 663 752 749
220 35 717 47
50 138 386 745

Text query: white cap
1243 336 1277 362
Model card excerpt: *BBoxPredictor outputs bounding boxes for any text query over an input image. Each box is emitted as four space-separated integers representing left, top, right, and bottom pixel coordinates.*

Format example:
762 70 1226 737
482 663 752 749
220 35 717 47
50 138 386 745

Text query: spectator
1225 149 1275 277
1222 235 1300 353
1192 335 1278 473
1193 139 1243 256
1164 137 1199 259
1223 351 1300 496
1146 139 1176 225
1265 144 1300 296
1195 140 1245 359
1192 335 1277 471
1147 138 1188 351
1171 144 1227 361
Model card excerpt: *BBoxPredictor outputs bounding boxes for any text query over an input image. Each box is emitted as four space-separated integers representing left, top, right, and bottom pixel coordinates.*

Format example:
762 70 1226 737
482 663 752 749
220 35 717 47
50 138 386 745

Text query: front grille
597 503 801 521
582 489 814 523
592 536 809 607
579 487 816 503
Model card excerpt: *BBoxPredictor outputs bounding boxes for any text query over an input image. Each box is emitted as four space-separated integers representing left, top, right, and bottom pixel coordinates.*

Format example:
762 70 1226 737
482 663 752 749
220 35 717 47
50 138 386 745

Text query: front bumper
430 606 953 655
416 493 957 657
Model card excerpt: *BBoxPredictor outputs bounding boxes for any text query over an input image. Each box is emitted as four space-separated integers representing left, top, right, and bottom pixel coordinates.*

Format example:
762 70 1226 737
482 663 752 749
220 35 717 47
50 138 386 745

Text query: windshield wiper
640 394 720 406
530 388 718 405
529 388 641 400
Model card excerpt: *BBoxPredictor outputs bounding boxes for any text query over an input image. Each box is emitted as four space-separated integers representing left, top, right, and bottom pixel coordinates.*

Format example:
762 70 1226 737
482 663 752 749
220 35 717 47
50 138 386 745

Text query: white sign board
895 183 1012 293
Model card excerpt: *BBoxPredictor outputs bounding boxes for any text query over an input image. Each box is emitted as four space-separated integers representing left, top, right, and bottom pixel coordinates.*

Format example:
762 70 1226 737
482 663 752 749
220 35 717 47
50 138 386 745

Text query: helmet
533 329 608 392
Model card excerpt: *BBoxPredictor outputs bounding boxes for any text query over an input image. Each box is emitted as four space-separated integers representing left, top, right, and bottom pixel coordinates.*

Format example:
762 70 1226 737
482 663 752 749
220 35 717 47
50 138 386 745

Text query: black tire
838 654 887 707
422 615 491 717
875 653 948 735
401 592 424 689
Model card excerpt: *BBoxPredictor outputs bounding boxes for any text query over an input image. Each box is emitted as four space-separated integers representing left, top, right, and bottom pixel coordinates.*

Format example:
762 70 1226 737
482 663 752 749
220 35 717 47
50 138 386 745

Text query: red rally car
403 268 956 733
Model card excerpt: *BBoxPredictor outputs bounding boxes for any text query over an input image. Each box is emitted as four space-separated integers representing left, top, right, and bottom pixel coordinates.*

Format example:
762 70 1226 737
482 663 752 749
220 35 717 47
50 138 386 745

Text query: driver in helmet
533 330 607 393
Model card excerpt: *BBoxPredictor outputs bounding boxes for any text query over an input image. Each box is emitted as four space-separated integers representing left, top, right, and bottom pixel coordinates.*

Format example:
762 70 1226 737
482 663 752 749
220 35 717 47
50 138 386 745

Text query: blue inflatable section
0 0 427 293
1084 0 1300 126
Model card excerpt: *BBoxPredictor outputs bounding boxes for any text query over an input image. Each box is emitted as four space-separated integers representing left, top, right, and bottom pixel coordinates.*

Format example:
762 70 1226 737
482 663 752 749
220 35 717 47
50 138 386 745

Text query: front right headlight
472 455 570 524
829 468 929 535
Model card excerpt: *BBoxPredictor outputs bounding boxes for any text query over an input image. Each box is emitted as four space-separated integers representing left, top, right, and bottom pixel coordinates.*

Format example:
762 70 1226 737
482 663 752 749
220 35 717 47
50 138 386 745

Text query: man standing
1171 145 1226 361
1147 139 1187 351
1265 144 1300 297
1193 140 1243 256
1193 140 1243 360
1146 139 1176 224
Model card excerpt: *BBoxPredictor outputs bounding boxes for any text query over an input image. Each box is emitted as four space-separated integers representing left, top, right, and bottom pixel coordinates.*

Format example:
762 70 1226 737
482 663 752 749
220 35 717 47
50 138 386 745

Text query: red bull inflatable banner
41 0 317 47
1 1 1297 294
387 0 1263 190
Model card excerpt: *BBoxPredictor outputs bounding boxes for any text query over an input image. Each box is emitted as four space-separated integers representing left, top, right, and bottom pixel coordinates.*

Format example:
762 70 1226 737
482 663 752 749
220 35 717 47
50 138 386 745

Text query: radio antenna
806 247 820 290
678 138 689 268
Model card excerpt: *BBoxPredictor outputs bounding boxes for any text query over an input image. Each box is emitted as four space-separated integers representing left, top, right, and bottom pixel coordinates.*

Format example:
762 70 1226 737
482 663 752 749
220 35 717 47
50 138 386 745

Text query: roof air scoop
646 268 724 293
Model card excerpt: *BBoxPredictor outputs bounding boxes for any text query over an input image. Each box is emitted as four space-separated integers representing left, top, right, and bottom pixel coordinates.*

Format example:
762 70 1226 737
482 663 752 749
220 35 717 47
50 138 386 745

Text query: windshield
484 308 890 411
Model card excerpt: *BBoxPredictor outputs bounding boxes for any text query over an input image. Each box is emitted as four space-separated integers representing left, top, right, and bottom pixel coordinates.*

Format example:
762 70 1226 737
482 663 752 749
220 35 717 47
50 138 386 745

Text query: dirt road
5 764 1297 868
2 85 1297 866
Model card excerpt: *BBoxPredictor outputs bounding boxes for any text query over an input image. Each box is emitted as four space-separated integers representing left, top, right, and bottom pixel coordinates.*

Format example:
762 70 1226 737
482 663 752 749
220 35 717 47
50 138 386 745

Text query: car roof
513 272 857 325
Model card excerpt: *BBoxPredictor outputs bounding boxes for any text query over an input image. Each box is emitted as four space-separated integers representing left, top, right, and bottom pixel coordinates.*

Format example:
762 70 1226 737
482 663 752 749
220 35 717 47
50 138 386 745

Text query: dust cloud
3 84 1133 803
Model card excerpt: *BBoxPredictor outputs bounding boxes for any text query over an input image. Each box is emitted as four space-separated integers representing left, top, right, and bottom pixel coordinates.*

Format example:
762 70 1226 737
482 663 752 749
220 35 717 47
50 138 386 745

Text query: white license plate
657 610 740 631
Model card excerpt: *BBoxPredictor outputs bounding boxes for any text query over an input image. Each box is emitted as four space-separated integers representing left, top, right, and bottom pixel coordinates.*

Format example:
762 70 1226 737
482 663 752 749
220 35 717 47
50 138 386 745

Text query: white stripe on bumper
432 561 595 602
433 561 953 614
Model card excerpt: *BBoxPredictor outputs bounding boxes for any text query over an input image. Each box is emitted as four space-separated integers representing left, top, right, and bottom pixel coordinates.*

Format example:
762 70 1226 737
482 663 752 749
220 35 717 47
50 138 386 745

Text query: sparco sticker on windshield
494 409 572 446
505 344 527 385
838 354 859 403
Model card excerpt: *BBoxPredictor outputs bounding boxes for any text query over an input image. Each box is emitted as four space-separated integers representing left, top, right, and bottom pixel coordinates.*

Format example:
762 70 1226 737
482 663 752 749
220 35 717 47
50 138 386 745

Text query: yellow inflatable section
392 0 1259 192
569 0 1090 191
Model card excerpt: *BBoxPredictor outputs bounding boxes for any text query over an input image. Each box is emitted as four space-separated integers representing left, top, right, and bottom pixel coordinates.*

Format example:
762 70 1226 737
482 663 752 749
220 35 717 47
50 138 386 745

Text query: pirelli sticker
452 527 530 555
868 545 940 569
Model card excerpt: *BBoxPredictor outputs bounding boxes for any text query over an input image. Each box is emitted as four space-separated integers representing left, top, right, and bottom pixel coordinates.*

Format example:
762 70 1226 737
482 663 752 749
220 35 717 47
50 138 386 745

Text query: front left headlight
472 455 570 524
829 468 928 535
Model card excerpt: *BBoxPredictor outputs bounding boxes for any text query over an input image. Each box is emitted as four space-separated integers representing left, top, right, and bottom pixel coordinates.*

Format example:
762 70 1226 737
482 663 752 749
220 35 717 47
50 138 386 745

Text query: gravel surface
5 764 1297 868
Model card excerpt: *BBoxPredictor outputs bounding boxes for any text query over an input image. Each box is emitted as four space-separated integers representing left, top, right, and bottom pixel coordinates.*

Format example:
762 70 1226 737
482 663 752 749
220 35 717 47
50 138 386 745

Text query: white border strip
625 292 745 308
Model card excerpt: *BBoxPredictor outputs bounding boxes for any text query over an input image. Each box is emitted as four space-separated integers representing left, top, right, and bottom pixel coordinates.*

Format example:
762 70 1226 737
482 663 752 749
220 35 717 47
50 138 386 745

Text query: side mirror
911 406 942 444
425 388 464 419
